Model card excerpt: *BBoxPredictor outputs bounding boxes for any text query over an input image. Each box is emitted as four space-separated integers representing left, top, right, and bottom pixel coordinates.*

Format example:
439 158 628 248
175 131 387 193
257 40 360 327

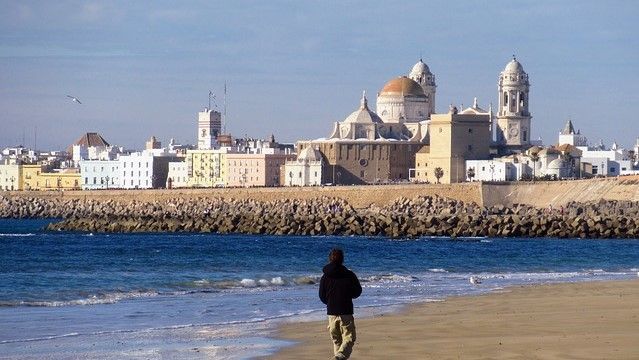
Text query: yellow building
22 165 43 190
0 164 23 191
186 149 229 187
414 102 491 184
22 165 81 190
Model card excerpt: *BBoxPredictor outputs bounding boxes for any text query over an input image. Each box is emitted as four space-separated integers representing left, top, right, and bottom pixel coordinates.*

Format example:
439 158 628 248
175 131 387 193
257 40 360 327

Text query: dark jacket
319 262 362 315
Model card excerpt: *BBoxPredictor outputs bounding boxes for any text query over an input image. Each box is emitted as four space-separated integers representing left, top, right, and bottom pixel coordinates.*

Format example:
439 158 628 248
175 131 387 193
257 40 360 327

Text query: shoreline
263 279 639 359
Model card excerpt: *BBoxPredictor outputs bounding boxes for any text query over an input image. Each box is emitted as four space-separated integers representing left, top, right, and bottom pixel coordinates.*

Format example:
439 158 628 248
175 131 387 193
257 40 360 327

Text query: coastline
263 279 639 359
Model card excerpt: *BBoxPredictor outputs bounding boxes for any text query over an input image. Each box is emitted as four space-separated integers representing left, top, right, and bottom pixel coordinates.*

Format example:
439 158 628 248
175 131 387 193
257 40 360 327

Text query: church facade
294 57 534 185
296 60 435 185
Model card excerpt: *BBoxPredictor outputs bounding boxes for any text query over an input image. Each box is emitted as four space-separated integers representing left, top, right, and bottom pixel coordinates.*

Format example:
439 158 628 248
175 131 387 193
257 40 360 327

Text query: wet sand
264 280 639 359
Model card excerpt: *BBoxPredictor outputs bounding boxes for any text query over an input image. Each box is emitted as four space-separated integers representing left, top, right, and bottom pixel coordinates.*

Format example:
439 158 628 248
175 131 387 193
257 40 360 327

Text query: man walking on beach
319 248 362 360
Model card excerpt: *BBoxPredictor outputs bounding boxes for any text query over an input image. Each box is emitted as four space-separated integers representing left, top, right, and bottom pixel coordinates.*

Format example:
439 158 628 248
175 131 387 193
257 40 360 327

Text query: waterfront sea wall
3 176 638 208
1 194 638 238
1 177 638 238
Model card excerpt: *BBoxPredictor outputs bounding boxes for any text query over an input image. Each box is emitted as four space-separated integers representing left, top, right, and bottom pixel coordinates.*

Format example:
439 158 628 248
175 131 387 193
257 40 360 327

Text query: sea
1 218 638 359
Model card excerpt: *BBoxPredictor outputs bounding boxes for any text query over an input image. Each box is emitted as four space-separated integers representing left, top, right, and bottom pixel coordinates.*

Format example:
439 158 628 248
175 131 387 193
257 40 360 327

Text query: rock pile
2 195 638 238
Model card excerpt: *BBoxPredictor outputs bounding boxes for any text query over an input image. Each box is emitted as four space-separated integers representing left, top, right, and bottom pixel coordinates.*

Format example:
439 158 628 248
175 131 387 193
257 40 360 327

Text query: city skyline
1 0 638 151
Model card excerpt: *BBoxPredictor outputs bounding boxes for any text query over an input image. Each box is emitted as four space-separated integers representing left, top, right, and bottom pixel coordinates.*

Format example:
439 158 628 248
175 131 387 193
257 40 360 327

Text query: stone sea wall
2 195 637 238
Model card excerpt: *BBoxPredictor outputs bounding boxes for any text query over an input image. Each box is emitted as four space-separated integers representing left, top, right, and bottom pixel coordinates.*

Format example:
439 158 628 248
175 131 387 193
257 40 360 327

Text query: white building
558 119 588 147
197 108 222 150
284 147 323 186
0 164 22 190
69 132 119 164
167 161 188 188
465 159 516 181
119 151 178 189
1 146 38 164
578 143 632 177
80 160 119 190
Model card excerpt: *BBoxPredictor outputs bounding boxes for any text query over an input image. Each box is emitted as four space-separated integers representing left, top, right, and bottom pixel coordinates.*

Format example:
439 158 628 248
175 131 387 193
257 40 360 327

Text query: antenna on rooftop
208 90 214 110
223 81 228 134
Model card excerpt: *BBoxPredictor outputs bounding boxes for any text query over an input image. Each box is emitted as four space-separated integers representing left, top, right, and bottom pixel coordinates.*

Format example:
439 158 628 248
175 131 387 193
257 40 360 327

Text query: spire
473 97 478 108
360 90 368 109
561 119 575 135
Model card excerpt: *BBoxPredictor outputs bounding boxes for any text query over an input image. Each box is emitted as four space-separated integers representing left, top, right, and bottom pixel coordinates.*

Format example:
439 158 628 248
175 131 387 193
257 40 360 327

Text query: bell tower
408 58 436 118
197 107 222 150
496 56 531 152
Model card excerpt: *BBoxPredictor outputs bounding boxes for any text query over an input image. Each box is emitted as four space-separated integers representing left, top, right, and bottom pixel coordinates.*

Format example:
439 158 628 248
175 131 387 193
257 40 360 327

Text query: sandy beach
265 280 639 359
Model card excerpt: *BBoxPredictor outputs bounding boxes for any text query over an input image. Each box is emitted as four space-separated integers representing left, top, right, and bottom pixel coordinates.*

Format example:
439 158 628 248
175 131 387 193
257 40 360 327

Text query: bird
469 276 482 285
66 95 82 104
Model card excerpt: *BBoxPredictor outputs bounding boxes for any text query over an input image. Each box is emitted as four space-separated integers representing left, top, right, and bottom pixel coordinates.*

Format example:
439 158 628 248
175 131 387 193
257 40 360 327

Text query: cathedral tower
197 108 222 150
496 57 531 151
408 59 436 118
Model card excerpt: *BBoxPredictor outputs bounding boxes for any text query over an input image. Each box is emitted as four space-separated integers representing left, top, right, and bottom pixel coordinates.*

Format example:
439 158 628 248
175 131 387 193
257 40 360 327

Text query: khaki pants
327 314 356 359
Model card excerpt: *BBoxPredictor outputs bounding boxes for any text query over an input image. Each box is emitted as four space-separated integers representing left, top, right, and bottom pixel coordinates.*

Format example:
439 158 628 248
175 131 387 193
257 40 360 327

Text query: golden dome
379 76 425 96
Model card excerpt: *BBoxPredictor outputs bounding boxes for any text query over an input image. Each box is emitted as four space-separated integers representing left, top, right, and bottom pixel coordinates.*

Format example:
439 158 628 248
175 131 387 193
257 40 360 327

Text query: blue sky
1 0 638 150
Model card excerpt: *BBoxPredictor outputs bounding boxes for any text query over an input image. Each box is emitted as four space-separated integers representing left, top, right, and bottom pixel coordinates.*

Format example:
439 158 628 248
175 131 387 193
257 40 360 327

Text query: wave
428 268 448 273
361 274 419 283
0 290 160 308
3 268 635 309
0 233 35 237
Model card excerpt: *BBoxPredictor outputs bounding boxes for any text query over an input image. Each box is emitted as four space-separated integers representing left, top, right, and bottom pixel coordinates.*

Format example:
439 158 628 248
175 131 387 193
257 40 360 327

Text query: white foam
258 279 270 286
0 233 35 237
429 268 448 273
17 290 160 307
240 279 257 287
270 277 285 285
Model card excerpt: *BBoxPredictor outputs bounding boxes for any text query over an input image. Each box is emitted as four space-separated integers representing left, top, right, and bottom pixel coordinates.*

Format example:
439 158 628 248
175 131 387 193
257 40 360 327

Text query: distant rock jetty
2 195 638 238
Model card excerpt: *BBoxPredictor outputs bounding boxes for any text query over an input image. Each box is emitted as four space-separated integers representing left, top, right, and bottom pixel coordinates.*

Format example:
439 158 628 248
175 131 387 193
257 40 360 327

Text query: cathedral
296 57 533 185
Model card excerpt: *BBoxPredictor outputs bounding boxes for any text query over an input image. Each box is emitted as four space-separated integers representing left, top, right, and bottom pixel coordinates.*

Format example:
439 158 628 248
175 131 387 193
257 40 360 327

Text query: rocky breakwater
0 194 632 239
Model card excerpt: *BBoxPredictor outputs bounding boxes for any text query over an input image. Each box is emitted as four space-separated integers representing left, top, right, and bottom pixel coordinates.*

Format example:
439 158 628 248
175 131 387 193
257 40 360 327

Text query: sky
1 0 638 151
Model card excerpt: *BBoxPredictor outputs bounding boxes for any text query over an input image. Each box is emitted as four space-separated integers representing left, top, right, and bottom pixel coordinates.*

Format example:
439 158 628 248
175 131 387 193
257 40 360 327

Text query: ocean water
1 218 638 359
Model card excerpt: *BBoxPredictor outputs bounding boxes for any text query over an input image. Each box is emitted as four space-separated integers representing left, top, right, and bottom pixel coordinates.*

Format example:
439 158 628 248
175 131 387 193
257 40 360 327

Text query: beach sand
264 280 639 359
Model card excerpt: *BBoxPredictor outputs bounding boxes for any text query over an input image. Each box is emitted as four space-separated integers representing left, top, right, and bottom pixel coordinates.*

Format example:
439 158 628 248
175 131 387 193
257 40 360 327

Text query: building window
468 145 473 151
468 128 473 134
610 167 616 173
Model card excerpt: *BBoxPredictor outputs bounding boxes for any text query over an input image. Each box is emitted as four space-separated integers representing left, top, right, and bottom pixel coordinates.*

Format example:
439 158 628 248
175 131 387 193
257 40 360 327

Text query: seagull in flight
66 95 82 104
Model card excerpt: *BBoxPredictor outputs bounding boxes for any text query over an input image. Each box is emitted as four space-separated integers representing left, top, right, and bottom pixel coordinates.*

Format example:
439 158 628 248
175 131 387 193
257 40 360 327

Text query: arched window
504 92 508 105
